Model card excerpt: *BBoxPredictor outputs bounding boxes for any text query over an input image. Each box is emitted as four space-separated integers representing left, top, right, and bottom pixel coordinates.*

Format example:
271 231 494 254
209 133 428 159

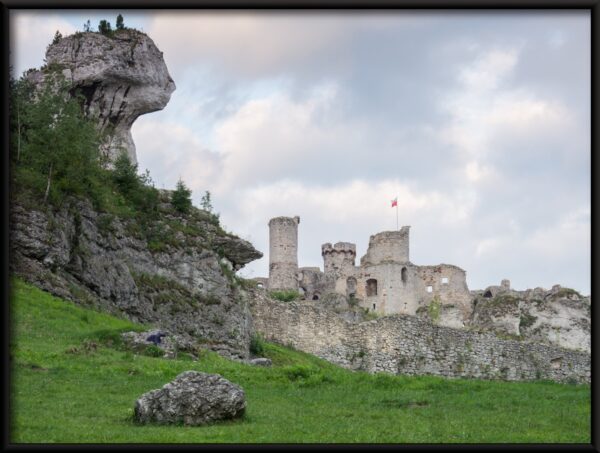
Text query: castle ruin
262 216 473 327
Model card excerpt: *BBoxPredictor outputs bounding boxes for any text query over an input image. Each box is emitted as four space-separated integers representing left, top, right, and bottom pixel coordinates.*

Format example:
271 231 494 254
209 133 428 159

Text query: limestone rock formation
469 285 590 352
10 195 263 359
27 29 175 164
134 371 246 425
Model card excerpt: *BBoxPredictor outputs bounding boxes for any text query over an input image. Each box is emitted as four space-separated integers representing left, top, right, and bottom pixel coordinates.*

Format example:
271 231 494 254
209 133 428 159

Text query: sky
10 10 591 295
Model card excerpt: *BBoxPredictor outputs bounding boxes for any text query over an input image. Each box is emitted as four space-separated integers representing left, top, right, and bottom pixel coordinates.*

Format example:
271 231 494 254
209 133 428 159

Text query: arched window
346 277 357 297
312 293 320 301
366 279 378 297
257 282 264 289
401 267 408 285
483 290 492 298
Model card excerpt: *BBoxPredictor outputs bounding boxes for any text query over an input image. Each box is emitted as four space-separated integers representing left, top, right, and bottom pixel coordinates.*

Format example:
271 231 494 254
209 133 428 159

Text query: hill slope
10 279 590 443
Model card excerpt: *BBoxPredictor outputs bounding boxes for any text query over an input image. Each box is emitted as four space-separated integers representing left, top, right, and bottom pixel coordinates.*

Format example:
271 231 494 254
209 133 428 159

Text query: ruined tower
360 227 410 266
268 216 300 291
321 242 356 279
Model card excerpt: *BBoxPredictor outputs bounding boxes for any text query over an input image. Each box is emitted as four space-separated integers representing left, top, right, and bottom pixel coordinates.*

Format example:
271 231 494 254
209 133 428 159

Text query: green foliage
116 14 125 30
10 72 102 206
200 190 213 212
52 30 62 45
519 313 537 330
249 333 265 356
428 296 442 323
269 290 300 302
98 20 113 36
171 179 192 214
10 278 591 443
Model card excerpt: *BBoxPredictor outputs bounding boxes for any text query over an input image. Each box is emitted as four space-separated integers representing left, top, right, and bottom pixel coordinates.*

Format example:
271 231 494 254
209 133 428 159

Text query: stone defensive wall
251 297 590 384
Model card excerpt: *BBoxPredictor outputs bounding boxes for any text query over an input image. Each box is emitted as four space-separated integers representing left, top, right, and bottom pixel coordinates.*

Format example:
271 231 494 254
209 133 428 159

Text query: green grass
10 278 590 443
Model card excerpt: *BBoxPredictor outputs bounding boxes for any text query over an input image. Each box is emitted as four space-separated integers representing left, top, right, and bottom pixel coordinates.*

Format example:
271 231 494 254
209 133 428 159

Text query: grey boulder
134 371 246 425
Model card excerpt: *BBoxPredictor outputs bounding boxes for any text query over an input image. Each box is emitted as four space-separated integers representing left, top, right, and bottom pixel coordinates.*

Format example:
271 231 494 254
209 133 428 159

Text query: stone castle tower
321 242 356 279
360 227 410 266
268 216 300 291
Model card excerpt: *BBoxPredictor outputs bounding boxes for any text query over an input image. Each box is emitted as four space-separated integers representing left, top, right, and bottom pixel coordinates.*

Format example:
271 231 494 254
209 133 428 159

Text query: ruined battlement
360 227 410 266
321 242 356 256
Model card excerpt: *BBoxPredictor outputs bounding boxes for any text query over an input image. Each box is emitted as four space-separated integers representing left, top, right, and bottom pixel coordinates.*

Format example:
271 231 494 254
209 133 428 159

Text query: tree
10 72 101 205
116 14 124 30
52 30 62 44
112 151 140 196
171 179 192 214
200 190 213 212
98 20 112 36
83 20 91 32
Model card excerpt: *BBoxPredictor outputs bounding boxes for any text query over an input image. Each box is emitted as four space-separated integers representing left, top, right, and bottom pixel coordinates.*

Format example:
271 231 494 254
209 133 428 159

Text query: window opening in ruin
299 287 306 300
257 283 264 289
366 279 378 297
346 277 357 297
401 267 408 285
426 285 433 293
312 294 320 300
483 290 492 298
442 277 449 284
373 303 376 310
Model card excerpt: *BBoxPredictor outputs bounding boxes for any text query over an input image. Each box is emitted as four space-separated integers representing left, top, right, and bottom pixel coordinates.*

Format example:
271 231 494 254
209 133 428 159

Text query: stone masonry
251 296 590 384
268 216 300 291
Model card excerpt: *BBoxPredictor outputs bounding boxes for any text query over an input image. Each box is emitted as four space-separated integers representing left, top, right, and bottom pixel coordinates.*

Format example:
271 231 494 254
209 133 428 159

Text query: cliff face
10 195 263 360
27 29 175 164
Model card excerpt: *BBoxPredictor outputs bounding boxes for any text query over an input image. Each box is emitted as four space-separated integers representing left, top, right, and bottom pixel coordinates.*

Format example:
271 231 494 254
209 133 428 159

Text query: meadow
9 278 590 443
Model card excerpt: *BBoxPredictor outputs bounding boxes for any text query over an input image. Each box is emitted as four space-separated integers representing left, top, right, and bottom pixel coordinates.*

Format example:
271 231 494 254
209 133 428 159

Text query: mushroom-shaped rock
28 29 175 164
134 371 246 425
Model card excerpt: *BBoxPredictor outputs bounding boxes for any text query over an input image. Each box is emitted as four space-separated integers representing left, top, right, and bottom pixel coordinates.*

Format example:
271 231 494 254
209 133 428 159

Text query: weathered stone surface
470 287 590 353
250 291 590 384
121 329 199 357
247 358 272 367
10 196 262 360
134 371 246 425
27 29 175 164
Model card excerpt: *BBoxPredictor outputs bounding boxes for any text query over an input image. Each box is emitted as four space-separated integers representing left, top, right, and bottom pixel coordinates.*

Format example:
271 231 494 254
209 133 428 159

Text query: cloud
10 11 77 77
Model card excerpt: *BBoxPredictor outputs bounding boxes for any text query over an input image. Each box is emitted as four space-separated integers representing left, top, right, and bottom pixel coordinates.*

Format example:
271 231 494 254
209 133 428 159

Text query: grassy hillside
10 278 590 443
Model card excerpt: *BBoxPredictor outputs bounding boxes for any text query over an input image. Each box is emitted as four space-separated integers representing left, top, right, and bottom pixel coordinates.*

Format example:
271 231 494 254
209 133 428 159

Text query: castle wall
251 297 590 384
268 216 299 291
298 267 331 300
414 265 472 322
360 227 410 266
356 263 421 315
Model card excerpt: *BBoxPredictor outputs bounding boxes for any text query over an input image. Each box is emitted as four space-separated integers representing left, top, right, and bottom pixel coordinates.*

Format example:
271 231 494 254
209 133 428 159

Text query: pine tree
200 190 213 212
52 30 62 44
98 20 112 36
116 14 125 30
171 179 193 214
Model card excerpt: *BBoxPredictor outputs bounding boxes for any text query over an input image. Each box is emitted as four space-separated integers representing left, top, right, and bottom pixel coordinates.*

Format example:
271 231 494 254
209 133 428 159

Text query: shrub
269 290 300 302
116 14 125 30
171 179 192 214
98 20 112 36
249 333 265 356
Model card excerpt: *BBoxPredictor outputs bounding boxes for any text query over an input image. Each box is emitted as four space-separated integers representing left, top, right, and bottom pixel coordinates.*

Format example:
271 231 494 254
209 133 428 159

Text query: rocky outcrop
469 285 590 353
134 371 246 425
10 195 263 359
27 29 175 164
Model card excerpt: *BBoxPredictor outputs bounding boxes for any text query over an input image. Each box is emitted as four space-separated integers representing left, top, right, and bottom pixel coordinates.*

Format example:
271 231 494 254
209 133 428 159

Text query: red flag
391 197 397 207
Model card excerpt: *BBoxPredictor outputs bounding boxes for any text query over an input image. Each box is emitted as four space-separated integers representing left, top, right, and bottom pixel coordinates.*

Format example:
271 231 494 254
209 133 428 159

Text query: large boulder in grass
134 371 246 425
